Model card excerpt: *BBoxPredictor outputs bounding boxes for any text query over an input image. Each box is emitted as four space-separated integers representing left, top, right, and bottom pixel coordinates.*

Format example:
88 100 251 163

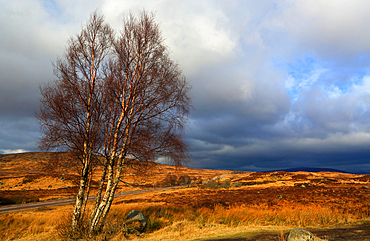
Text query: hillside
0 152 229 202
1 152 369 204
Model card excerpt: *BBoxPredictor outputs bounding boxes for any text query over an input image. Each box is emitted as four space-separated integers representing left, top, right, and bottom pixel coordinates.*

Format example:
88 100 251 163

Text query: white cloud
1 149 27 154
283 0 370 60
100 0 238 76
158 1 238 75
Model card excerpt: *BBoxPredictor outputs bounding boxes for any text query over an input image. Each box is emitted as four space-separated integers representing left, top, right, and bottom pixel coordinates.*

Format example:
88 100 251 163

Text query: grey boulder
125 210 147 234
287 228 319 241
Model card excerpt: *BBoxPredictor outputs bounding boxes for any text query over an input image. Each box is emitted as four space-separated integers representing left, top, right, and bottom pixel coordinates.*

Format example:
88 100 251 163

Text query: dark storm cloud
0 117 39 153
0 0 94 154
188 132 370 173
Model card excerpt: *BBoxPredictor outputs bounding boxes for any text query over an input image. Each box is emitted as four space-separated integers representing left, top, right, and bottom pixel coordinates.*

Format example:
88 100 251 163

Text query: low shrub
0 197 15 205
231 181 242 187
0 196 39 205
162 174 177 186
177 175 191 185
220 179 231 189
200 180 231 189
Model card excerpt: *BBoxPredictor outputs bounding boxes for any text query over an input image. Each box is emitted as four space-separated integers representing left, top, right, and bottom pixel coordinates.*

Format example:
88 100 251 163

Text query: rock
301 184 306 188
0 182 3 185
59 176 64 181
125 219 144 234
287 228 317 241
125 210 147 233
23 178 32 184
48 185 52 188
362 186 369 189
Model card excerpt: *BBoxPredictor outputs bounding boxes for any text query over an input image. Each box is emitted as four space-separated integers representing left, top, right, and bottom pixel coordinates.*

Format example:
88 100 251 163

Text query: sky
1 0 370 174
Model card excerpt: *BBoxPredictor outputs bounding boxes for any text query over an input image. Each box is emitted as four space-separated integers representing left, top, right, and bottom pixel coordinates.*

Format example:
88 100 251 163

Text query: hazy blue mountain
267 167 368 174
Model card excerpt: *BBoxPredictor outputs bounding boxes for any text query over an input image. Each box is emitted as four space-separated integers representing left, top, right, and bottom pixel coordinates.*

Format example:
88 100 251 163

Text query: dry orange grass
0 204 362 241
112 186 369 227
1 188 368 240
0 206 69 240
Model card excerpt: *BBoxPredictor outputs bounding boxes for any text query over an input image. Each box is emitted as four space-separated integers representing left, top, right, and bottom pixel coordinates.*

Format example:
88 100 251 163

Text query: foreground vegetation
1 187 369 240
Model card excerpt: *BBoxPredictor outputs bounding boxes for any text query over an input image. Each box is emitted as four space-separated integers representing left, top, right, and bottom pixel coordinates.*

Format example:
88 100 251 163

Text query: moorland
0 152 370 240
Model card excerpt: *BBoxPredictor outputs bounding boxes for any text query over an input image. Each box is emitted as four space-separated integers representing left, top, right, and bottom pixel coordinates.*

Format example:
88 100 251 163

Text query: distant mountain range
268 167 368 175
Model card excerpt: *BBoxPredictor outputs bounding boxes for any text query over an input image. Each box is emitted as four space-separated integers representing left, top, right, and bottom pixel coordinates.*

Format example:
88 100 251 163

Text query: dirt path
0 186 182 214
202 222 370 241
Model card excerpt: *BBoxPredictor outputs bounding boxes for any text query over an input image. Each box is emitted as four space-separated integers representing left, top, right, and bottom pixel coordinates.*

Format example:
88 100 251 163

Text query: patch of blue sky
39 0 68 24
281 55 369 102
282 56 327 102
315 72 365 100
321 65 370 100
350 53 370 69
334 74 364 90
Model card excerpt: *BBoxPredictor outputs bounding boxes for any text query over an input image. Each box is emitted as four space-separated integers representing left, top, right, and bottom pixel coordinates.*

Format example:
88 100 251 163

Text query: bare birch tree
88 11 190 233
38 10 190 235
37 12 113 231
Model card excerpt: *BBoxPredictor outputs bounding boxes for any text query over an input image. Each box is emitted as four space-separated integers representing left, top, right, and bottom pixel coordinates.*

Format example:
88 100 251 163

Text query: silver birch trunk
89 161 107 226
71 31 95 230
88 161 114 233
89 107 128 233
71 161 89 230
89 157 125 233
81 170 93 220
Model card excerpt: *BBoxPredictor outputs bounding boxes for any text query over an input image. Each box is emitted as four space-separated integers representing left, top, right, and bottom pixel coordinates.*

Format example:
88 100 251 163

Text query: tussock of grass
0 207 67 240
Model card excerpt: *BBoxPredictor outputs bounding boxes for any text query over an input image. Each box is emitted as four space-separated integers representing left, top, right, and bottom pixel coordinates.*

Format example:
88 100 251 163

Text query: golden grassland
0 188 368 240
0 152 370 240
